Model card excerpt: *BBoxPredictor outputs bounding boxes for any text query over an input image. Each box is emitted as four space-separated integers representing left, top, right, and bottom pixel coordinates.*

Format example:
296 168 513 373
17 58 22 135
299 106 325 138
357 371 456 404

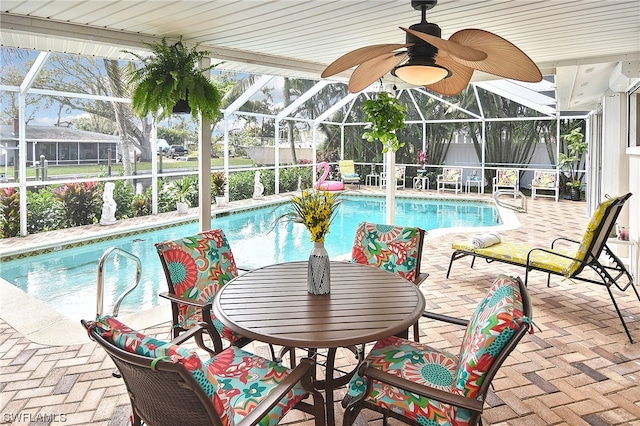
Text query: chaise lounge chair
447 193 639 342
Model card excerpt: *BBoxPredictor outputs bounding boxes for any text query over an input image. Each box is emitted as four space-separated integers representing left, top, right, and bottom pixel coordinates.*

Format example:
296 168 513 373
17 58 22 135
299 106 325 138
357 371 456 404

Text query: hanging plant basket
362 91 407 153
124 37 222 121
172 94 191 115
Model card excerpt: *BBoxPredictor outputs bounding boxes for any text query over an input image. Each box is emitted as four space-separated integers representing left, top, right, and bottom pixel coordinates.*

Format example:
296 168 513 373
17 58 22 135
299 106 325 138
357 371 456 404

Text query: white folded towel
471 232 502 249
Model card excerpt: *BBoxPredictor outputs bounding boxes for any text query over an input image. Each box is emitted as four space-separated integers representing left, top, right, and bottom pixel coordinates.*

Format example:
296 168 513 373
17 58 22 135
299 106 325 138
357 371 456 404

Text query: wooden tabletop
214 261 426 349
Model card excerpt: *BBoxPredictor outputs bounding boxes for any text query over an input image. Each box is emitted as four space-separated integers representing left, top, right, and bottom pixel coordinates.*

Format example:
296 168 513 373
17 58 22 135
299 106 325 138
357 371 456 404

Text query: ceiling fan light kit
392 57 451 85
321 0 542 96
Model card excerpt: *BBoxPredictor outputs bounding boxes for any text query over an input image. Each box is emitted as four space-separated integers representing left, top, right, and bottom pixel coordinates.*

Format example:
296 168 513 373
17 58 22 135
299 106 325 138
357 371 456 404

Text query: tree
72 115 117 134
22 52 154 166
0 51 54 125
464 87 553 182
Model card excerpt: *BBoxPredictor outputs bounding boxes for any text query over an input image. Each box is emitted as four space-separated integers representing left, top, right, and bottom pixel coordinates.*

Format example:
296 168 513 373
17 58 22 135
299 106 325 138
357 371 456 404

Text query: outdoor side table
606 237 638 279
213 260 425 426
465 178 484 194
413 176 430 190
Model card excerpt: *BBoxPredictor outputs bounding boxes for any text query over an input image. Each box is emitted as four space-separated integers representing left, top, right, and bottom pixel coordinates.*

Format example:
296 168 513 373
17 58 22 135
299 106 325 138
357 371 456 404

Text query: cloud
32 112 91 126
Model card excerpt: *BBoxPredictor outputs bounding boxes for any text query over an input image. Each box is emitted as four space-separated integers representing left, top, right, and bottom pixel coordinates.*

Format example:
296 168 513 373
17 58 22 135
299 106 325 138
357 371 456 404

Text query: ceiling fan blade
448 29 542 82
348 52 408 93
321 44 410 78
425 54 474 96
400 27 487 62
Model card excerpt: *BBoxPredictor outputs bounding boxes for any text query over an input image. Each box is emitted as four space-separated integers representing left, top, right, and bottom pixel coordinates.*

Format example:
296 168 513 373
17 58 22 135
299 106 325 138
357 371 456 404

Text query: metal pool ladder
96 247 142 317
493 189 527 213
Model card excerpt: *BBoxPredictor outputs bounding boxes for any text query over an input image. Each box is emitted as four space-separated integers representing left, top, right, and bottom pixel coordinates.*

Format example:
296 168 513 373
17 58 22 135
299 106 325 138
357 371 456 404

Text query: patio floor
1 189 639 425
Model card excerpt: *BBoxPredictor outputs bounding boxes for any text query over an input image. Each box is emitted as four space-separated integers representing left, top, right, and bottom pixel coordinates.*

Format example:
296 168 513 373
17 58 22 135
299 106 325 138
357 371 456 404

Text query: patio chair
155 229 251 355
339 160 361 188
342 274 533 426
531 170 560 202
351 222 428 341
448 193 639 343
492 169 519 197
81 315 325 426
437 167 462 194
380 165 406 189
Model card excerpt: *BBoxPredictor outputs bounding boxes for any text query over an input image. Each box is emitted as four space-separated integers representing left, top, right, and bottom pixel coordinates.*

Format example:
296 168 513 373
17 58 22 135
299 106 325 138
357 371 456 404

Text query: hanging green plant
124 36 222 121
362 91 407 153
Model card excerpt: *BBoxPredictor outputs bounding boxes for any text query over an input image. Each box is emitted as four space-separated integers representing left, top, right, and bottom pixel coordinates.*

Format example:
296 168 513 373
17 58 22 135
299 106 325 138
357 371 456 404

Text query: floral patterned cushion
345 275 529 426
442 168 462 182
532 171 557 188
351 222 422 283
90 316 307 426
155 230 244 343
205 345 309 426
452 196 618 277
496 169 517 186
394 166 405 180
456 275 526 397
90 315 234 426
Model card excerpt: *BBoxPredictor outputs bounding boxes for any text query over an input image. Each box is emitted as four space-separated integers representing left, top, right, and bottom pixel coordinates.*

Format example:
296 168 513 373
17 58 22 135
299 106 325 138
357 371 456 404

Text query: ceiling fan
321 0 542 96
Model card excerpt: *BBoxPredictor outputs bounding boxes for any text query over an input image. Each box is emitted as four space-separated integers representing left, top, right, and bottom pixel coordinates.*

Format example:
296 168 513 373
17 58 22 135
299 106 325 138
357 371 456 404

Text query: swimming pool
1 195 501 321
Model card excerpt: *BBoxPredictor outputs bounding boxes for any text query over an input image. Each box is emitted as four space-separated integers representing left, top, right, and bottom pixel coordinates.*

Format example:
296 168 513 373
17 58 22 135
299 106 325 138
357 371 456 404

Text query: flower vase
307 242 330 295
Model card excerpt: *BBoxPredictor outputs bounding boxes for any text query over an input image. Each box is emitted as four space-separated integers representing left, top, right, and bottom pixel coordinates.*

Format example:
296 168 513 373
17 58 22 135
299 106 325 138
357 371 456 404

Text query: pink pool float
314 162 344 191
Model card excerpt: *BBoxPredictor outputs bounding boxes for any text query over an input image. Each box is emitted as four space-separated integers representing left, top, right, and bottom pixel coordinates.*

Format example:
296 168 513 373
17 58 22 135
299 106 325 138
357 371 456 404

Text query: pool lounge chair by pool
447 193 639 343
339 160 361 188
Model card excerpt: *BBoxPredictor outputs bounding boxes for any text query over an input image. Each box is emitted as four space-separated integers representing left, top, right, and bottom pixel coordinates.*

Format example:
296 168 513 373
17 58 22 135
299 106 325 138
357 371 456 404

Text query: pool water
1 196 500 321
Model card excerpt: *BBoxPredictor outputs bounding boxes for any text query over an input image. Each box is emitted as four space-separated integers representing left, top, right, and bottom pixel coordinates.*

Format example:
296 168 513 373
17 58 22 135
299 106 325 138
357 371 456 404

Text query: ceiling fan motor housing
406 21 440 59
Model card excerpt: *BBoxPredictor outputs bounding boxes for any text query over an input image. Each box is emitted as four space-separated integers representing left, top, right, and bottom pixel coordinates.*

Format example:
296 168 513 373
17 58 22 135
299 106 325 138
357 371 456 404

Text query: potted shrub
170 176 197 214
211 171 228 206
558 127 587 201
124 36 222 121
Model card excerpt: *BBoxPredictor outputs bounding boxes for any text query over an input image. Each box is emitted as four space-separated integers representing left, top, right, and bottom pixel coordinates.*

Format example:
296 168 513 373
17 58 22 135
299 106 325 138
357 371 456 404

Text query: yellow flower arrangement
278 189 342 243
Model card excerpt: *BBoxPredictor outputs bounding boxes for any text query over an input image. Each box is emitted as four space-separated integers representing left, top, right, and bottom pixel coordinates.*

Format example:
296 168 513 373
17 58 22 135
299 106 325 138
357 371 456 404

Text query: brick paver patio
1 190 639 425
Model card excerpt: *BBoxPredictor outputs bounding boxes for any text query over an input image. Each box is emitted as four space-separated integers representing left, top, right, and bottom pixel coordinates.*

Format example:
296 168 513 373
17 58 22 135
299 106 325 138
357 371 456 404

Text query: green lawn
3 157 255 179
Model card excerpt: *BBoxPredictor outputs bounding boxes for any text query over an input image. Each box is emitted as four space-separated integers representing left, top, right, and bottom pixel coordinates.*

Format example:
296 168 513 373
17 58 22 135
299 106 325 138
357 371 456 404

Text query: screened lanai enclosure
0 47 588 236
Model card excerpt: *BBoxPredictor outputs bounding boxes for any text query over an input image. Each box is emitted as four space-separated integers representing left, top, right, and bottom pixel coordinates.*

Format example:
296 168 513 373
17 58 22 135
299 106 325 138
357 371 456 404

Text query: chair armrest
167 324 217 346
551 237 581 248
421 311 469 327
159 292 211 309
362 365 484 413
526 247 580 264
238 358 321 426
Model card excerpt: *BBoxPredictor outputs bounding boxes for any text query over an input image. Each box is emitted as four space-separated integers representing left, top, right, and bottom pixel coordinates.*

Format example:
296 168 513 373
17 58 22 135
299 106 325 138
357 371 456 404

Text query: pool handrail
96 247 142 317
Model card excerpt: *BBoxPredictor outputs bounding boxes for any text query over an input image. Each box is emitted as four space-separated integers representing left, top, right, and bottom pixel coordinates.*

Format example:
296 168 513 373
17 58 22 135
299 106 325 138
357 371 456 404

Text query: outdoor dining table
213 260 426 426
